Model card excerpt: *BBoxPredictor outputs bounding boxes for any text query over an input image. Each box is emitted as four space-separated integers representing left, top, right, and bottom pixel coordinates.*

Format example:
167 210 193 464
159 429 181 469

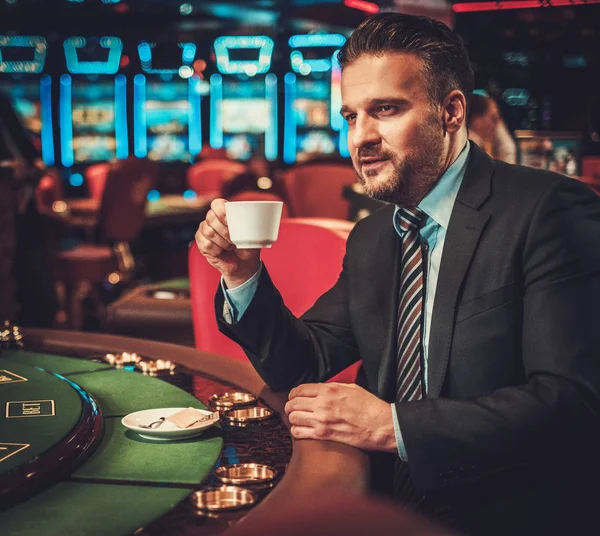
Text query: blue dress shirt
222 142 471 460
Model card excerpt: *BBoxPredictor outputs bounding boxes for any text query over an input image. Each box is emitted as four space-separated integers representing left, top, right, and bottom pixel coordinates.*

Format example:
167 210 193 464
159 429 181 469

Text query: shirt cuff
391 402 408 461
220 262 263 325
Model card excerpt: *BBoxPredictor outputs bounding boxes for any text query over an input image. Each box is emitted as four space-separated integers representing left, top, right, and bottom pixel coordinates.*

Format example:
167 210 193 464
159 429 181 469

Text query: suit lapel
369 208 402 401
427 145 494 398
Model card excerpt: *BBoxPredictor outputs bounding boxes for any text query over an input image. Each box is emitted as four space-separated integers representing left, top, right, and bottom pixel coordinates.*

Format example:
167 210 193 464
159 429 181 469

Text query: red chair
290 217 355 238
85 162 111 201
188 217 360 383
198 145 229 160
64 162 112 215
186 159 247 197
282 162 358 219
34 169 63 213
53 157 158 329
582 156 600 181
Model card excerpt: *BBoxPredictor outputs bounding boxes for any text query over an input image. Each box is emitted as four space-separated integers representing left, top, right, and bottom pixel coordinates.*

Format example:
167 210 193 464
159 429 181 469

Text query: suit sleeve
395 178 600 492
215 247 361 392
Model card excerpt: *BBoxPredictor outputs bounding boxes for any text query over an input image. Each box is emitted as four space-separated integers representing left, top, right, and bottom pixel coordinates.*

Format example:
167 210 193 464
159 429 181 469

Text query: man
196 13 600 536
468 93 517 164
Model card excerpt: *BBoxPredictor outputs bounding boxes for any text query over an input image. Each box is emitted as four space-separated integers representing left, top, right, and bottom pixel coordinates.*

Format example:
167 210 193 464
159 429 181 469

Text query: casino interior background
1 1 600 534
1 0 599 335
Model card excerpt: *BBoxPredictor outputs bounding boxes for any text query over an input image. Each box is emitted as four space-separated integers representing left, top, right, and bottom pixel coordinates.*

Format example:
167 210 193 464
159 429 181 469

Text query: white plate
121 407 217 441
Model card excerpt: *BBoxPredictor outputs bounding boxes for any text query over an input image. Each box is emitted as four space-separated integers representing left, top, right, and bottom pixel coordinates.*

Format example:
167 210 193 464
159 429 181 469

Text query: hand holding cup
195 198 283 288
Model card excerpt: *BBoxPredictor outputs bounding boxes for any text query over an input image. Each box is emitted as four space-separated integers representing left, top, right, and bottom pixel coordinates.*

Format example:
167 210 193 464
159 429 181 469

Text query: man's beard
354 127 445 207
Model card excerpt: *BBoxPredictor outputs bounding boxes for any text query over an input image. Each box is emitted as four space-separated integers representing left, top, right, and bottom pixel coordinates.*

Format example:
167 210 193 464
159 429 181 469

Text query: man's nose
351 115 381 149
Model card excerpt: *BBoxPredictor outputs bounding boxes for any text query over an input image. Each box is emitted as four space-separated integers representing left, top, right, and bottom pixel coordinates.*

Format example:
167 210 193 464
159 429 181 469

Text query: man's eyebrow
369 97 410 108
340 98 410 116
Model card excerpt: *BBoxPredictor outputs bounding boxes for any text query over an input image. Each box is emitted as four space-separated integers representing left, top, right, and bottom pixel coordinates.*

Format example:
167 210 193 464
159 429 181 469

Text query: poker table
63 193 212 230
0 329 369 536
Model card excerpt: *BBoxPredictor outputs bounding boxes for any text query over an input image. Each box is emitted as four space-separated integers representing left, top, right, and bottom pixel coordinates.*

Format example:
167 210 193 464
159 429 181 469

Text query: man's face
341 53 446 207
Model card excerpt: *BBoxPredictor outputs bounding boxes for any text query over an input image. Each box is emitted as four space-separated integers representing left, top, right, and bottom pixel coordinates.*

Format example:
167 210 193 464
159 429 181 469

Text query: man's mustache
357 149 394 160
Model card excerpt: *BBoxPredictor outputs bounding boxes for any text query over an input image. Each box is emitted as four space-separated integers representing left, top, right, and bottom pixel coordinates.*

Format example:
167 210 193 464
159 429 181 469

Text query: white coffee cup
225 201 283 249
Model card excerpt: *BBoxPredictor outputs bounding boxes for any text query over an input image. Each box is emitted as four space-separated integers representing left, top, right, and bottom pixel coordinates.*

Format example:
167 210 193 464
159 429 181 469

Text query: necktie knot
398 207 426 233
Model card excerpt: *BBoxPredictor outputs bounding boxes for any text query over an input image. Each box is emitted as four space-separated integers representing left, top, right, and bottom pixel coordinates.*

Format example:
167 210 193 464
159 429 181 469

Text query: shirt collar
394 141 471 234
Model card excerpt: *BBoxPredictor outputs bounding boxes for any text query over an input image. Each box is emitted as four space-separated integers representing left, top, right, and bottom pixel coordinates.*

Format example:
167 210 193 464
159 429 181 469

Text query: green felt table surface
1 352 226 533
2 350 112 375
72 416 223 484
0 361 83 475
71 368 207 417
155 278 189 291
0 481 191 536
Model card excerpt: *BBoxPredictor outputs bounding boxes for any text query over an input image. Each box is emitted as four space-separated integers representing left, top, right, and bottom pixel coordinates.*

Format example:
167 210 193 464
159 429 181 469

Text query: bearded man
196 13 600 536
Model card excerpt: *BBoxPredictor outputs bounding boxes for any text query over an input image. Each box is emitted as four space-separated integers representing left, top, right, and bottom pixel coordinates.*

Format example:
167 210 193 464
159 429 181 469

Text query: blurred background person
0 90 58 327
468 94 517 164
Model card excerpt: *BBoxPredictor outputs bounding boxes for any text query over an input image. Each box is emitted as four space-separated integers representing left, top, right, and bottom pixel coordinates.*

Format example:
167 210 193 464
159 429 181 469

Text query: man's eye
344 114 356 122
378 105 396 113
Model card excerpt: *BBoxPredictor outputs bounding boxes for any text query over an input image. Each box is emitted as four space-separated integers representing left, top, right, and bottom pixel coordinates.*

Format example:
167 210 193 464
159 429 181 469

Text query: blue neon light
288 34 346 76
209 74 223 149
69 173 84 187
288 34 346 48
189 75 202 157
181 43 196 64
180 3 193 15
137 42 196 74
138 42 152 63
64 36 122 75
330 52 343 131
0 35 47 74
147 189 160 202
283 73 297 164
214 36 273 75
290 51 331 74
59 74 74 167
40 75 55 166
183 189 197 200
133 74 147 157
265 73 278 161
114 74 128 159
339 120 349 158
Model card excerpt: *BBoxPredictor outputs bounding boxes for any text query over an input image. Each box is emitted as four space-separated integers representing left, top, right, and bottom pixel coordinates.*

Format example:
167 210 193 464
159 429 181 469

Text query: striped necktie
394 206 427 506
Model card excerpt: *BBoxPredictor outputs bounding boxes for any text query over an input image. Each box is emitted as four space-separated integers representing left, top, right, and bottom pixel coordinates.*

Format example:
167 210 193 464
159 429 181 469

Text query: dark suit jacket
217 145 600 535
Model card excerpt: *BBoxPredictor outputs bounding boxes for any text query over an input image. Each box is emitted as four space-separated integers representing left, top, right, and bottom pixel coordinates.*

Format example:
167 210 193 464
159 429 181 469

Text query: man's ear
442 90 467 133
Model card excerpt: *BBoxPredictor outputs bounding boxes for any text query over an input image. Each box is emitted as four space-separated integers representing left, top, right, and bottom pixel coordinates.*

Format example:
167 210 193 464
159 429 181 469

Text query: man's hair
338 13 474 109
467 94 491 123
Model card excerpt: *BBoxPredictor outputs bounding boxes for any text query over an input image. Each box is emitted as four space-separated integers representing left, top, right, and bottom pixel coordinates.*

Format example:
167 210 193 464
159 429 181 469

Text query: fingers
195 199 234 255
284 397 316 415
210 198 228 225
286 410 314 427
290 426 316 440
195 222 230 256
288 383 325 400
